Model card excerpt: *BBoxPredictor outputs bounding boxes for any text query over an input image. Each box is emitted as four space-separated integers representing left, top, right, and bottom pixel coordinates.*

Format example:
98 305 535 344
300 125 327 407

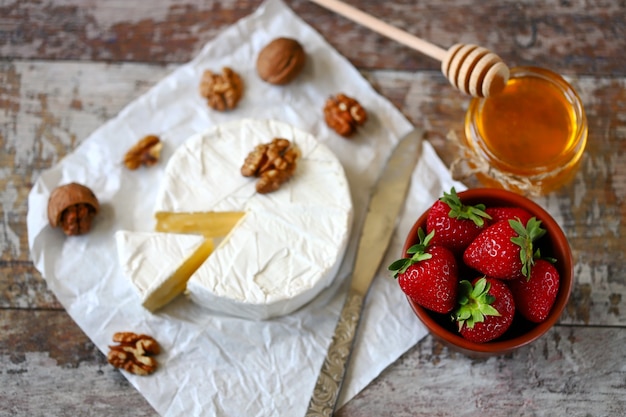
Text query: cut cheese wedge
154 119 353 320
155 211 245 237
115 230 214 312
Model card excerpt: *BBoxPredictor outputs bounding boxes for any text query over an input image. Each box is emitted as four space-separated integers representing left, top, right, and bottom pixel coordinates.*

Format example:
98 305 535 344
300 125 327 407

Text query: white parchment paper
27 0 464 415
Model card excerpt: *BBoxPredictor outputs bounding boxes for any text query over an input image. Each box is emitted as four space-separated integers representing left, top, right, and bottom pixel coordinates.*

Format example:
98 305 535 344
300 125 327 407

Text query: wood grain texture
337 325 626 417
0 310 156 417
1 0 625 415
2 309 624 416
1 0 625 74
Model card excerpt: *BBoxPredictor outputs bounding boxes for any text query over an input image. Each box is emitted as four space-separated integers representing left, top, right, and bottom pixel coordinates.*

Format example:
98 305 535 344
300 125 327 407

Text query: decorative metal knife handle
305 288 365 417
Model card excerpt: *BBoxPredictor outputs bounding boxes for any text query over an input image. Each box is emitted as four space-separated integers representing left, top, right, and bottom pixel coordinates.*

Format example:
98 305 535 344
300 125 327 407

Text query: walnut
256 37 307 85
199 67 244 111
107 332 161 376
47 183 99 236
241 138 300 194
123 135 163 170
323 93 368 137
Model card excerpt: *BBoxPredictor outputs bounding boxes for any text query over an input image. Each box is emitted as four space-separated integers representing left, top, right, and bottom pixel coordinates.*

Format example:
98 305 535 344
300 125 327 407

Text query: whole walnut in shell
47 183 100 236
256 37 306 85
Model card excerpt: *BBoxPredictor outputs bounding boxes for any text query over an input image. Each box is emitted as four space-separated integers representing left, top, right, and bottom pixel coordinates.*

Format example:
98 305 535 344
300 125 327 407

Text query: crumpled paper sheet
26 0 464 415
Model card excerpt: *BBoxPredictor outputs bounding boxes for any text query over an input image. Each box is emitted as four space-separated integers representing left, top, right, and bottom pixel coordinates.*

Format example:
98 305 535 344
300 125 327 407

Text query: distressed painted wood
1 0 625 416
0 310 156 417
2 310 625 416
1 0 624 75
337 325 626 417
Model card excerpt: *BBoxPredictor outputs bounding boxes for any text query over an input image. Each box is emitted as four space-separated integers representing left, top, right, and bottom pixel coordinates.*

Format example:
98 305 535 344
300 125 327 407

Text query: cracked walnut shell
241 138 300 194
107 332 161 376
124 135 163 170
47 183 100 236
323 93 368 137
199 67 244 111
256 37 306 85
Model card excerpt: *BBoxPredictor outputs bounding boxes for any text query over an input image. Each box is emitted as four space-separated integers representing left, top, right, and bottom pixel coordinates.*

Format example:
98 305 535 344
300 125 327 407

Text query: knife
305 127 424 417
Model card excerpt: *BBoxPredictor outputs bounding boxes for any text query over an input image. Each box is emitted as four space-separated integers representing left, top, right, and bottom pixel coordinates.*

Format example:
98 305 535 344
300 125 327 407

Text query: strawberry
453 277 515 343
463 217 546 280
389 228 458 314
508 259 560 323
426 187 491 253
485 206 533 226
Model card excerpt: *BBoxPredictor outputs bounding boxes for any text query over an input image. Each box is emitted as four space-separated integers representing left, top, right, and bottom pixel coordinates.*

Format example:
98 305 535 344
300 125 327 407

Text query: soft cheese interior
154 119 353 320
115 231 214 312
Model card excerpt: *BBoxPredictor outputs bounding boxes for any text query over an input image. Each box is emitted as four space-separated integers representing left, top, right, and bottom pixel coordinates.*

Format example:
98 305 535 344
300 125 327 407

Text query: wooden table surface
1 1 625 416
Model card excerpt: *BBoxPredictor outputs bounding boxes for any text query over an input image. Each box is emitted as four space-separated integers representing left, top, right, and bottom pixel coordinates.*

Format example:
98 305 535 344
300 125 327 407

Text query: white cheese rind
156 119 353 320
115 230 205 308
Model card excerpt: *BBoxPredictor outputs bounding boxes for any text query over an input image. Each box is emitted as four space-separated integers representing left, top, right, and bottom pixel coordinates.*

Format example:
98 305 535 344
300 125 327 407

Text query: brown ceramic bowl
403 188 573 357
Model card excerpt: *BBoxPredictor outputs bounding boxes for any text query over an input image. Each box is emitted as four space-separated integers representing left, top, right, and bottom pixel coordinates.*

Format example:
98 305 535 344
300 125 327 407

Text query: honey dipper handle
309 0 447 61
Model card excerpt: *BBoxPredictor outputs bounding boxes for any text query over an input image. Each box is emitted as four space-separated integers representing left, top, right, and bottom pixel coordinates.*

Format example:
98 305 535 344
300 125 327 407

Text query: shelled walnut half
123 135 163 170
107 332 161 376
199 67 244 111
47 183 100 236
323 93 368 137
241 138 300 194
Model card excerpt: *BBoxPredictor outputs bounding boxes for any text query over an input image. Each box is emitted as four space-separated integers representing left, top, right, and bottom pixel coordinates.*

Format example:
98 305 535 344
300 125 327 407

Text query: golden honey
463 66 587 195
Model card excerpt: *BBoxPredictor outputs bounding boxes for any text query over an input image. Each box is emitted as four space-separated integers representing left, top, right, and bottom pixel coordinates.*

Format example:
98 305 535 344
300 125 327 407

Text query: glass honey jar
461 66 588 195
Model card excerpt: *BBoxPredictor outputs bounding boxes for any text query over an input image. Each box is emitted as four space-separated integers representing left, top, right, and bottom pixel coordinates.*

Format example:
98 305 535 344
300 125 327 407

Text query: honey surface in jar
475 74 578 172
463 67 588 195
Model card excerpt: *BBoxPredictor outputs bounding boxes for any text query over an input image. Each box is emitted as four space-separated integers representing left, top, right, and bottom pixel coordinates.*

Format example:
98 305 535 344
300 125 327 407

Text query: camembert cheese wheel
154 119 353 320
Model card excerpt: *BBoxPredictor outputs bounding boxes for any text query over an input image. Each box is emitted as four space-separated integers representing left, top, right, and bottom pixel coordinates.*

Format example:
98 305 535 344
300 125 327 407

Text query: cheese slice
115 230 214 312
154 118 353 320
155 211 245 237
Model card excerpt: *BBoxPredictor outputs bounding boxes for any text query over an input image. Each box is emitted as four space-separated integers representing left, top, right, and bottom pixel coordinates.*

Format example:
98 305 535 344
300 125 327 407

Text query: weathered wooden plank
337 324 626 417
2 309 624 417
0 60 174 310
0 309 156 417
3 60 624 326
0 0 624 75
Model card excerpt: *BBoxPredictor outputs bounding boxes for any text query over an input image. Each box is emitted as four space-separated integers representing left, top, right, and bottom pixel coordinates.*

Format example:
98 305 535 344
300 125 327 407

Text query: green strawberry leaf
440 187 492 227
388 228 434 278
453 277 501 330
471 277 487 298
509 217 547 279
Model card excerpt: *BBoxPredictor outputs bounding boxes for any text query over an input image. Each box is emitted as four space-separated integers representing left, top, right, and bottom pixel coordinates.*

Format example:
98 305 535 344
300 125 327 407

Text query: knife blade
305 127 424 417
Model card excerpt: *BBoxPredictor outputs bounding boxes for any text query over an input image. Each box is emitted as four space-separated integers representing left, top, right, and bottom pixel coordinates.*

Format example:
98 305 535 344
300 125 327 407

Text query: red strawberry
426 187 491 253
485 206 533 226
453 277 515 343
463 217 546 280
508 259 560 323
389 228 458 314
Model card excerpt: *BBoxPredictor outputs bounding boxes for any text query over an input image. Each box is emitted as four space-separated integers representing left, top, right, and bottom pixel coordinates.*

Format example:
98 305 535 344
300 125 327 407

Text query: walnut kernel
107 332 161 376
256 37 307 85
241 138 300 194
199 67 244 111
123 135 163 170
323 93 368 137
47 183 99 236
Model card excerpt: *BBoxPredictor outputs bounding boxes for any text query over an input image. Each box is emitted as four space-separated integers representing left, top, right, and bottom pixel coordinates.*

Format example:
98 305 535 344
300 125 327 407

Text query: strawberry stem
509 217 547 279
388 228 434 278
452 277 500 331
440 187 491 227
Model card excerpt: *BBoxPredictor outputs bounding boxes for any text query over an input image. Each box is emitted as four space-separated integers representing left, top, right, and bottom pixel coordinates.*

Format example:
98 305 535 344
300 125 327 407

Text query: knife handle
305 288 365 417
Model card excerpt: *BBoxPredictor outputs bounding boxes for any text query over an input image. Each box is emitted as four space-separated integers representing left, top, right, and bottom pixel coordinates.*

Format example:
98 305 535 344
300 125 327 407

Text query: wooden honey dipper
309 0 510 97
